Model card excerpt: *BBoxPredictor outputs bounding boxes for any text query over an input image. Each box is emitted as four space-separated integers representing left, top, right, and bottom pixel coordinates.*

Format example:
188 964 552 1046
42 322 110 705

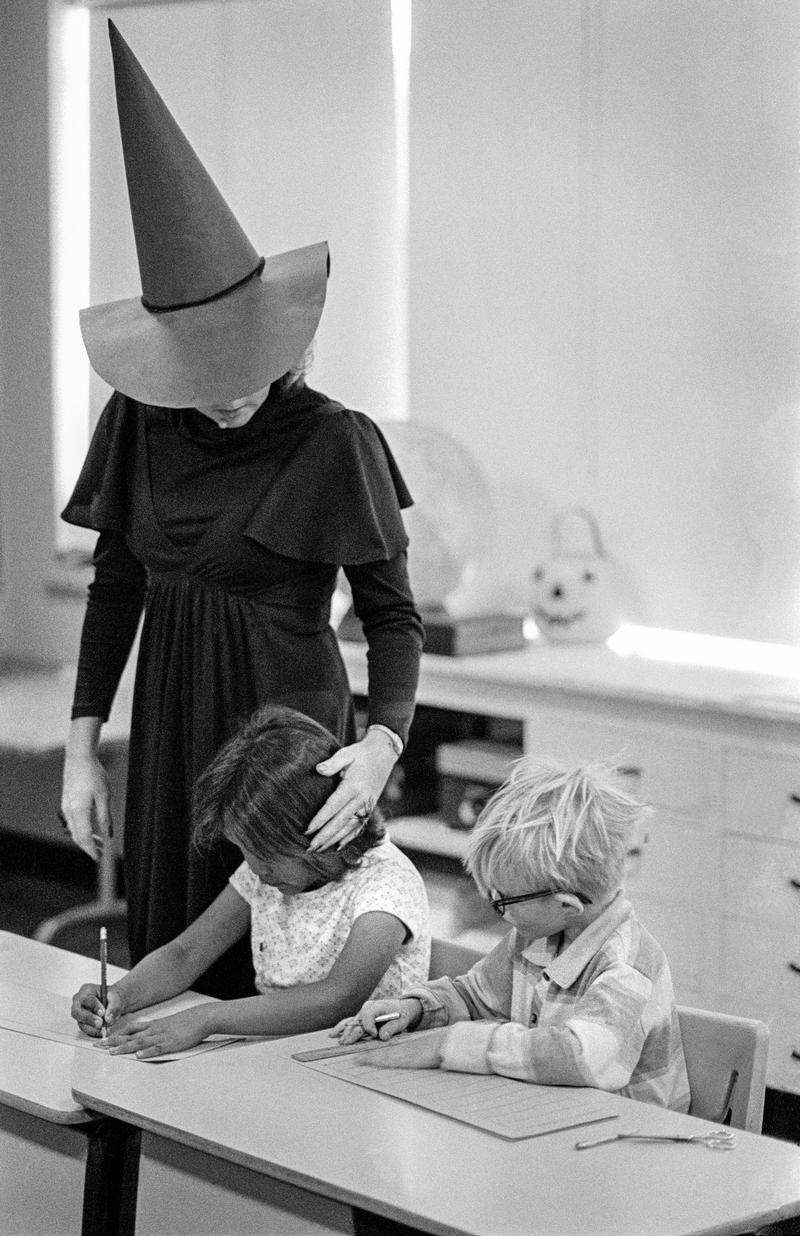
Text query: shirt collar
518 891 633 988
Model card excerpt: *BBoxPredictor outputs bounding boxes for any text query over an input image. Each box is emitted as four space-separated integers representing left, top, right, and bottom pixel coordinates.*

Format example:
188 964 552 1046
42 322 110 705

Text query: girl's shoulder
353 838 426 885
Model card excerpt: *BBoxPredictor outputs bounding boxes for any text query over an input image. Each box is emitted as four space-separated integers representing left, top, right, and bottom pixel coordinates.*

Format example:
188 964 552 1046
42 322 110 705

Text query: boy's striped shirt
404 893 690 1111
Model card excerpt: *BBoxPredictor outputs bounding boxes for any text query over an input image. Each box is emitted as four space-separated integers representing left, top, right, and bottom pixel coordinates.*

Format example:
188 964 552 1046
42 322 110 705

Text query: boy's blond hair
466 755 651 905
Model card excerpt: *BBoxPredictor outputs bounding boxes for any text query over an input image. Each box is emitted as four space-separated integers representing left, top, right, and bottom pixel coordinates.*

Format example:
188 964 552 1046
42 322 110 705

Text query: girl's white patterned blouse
229 839 430 999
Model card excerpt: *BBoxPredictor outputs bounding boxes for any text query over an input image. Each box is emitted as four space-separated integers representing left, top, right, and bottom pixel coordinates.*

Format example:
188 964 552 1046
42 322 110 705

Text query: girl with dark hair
70 707 430 1059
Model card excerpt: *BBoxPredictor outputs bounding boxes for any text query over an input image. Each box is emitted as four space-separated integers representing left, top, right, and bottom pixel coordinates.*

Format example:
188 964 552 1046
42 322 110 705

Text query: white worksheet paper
0 980 241 1062
301 1048 620 1140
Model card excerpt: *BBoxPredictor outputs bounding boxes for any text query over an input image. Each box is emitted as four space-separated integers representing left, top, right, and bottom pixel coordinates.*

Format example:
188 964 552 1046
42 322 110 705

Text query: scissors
575 1127 736 1151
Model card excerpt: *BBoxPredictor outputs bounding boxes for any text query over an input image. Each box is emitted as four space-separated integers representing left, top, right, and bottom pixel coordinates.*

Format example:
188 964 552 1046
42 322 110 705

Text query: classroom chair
676 1005 769 1133
428 937 484 981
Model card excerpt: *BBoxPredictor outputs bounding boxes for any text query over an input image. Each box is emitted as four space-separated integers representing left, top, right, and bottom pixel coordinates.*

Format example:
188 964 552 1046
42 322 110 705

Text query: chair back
428 937 485 981
676 1005 769 1133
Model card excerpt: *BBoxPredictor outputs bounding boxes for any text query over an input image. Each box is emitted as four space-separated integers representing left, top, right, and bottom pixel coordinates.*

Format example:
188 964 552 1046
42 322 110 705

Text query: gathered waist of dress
144 568 336 620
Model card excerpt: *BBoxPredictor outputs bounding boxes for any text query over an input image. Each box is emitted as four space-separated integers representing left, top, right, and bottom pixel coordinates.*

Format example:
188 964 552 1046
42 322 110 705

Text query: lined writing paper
300 1049 619 1140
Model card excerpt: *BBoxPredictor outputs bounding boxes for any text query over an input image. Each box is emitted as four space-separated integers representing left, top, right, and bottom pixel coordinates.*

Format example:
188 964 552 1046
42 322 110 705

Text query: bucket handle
552 507 607 558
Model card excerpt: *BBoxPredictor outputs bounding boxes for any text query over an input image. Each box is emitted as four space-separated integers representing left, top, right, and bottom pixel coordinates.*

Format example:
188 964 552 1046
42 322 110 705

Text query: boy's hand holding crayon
331 1000 448 1069
331 997 422 1045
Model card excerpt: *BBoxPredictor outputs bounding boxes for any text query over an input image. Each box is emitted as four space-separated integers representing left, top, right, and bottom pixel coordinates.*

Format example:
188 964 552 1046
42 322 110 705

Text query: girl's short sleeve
351 846 429 942
229 861 259 904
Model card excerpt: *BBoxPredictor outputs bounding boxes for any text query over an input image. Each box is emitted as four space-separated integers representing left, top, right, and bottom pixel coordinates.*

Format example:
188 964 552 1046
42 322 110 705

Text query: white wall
1 0 799 663
0 0 82 664
409 1 800 640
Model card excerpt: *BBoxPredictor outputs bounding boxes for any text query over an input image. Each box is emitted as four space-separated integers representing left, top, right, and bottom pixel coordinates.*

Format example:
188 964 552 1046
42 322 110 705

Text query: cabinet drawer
724 748 800 841
525 713 717 815
724 836 800 927
722 915 800 1009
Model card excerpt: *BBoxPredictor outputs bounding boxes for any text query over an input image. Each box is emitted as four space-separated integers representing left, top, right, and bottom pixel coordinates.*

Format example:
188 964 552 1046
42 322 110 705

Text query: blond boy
334 756 690 1111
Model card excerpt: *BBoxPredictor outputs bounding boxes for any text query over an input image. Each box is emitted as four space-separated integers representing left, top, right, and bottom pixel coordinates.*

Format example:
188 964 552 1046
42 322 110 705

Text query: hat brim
80 242 328 408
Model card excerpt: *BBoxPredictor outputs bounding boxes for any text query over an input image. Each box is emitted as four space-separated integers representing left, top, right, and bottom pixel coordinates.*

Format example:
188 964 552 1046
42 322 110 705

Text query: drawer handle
618 766 642 779
790 878 800 892
789 963 800 976
790 794 800 805
793 1050 800 1061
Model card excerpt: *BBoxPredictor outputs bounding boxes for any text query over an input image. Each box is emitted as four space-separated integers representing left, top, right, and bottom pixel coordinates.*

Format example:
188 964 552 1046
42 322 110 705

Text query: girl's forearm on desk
205 980 360 1038
112 938 205 1015
114 888 251 1015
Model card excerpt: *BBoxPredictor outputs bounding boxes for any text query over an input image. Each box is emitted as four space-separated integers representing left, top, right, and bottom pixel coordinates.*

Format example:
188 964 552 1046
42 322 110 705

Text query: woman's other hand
307 726 400 852
61 717 113 862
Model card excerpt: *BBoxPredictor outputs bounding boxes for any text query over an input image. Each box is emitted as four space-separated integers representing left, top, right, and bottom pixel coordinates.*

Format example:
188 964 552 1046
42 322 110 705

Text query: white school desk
72 1033 800 1235
0 931 136 1236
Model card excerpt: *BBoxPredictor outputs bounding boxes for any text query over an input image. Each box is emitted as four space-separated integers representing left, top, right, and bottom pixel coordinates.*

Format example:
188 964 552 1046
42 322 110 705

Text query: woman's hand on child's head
307 729 398 852
71 983 123 1037
105 1006 214 1060
331 997 421 1046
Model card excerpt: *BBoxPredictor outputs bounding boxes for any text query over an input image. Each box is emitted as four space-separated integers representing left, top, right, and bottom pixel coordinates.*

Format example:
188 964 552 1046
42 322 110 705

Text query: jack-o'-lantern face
531 555 623 644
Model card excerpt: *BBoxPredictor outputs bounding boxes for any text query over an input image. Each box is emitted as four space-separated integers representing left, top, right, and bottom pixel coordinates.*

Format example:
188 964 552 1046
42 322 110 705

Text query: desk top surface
72 1028 800 1236
5 932 800 1236
0 932 127 1124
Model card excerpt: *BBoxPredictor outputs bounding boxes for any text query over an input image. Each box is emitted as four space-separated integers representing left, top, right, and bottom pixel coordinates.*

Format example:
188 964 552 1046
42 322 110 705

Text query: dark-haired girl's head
192 705 384 889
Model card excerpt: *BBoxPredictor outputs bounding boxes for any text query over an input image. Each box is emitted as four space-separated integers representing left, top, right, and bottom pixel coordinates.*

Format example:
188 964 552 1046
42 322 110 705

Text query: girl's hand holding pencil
71 982 124 1038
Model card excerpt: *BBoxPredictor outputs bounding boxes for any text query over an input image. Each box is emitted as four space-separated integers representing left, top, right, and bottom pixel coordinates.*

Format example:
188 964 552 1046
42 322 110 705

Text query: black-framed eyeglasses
489 888 593 916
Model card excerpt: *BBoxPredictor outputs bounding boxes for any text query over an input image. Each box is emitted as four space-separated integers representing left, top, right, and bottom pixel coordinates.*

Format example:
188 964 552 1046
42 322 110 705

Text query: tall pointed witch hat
80 21 328 408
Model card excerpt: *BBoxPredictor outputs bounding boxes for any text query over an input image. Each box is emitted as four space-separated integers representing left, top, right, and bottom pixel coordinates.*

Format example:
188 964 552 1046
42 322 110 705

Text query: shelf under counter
385 815 506 954
386 813 473 860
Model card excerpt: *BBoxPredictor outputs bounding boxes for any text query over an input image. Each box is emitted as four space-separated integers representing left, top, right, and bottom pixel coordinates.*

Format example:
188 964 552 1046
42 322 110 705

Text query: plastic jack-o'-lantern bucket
531 508 637 644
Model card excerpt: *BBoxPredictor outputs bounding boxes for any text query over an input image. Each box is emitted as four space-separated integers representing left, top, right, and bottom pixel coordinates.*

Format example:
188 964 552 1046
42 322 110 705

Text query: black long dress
62 381 423 998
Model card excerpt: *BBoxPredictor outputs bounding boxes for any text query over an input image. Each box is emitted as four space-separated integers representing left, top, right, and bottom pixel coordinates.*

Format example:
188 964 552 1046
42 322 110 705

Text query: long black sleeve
344 551 423 747
71 531 147 721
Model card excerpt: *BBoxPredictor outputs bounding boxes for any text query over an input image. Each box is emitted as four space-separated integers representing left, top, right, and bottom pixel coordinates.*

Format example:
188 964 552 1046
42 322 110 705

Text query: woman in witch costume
59 22 423 1000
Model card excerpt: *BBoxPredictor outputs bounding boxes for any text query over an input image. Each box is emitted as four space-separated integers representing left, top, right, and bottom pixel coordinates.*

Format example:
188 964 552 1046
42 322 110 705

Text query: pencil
99 925 108 1039
374 1012 401 1025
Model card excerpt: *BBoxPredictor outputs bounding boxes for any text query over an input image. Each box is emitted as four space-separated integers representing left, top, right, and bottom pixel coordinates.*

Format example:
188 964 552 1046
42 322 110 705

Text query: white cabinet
341 639 800 1093
524 708 723 1005
720 746 800 1093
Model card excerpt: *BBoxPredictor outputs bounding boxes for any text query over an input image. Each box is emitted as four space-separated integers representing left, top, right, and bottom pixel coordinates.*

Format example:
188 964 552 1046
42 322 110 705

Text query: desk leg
82 1118 141 1236
352 1209 427 1236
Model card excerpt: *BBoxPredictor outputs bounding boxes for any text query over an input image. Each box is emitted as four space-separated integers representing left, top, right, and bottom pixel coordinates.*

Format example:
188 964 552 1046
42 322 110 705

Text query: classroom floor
3 832 798 1145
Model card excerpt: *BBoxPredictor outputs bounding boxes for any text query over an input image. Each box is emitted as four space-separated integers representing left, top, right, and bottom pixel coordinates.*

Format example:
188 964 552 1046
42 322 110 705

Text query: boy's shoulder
590 900 671 982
